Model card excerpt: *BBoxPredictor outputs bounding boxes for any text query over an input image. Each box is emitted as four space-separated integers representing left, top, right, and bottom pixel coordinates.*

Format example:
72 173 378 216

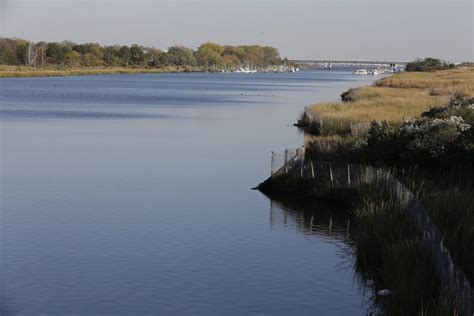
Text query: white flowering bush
362 97 474 165
400 116 471 158
422 96 474 123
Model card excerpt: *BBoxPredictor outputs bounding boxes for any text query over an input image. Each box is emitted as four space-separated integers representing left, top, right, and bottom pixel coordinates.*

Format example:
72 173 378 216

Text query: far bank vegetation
0 37 292 77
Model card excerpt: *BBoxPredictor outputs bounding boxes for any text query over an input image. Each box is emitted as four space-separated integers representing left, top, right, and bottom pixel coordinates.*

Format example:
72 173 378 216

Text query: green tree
195 42 223 68
0 37 285 69
130 44 146 66
104 46 120 66
117 45 130 66
66 51 81 67
223 46 245 62
262 46 281 64
166 46 196 66
145 48 165 67
72 44 87 55
221 54 240 68
241 45 262 66
0 38 17 64
82 53 102 67
46 43 67 64
15 42 28 65
85 43 104 59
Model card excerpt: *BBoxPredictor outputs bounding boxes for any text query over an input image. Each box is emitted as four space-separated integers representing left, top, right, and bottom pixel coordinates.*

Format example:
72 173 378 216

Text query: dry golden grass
375 67 474 97
309 67 474 126
0 65 185 77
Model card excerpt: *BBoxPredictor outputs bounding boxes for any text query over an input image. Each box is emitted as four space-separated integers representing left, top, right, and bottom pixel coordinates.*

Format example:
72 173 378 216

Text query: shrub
423 95 474 126
363 121 401 165
295 112 321 135
399 116 470 160
366 121 396 146
296 112 310 126
341 88 359 102
405 58 454 72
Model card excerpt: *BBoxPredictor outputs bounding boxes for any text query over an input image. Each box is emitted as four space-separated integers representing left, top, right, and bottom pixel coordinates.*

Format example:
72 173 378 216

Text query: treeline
0 38 289 69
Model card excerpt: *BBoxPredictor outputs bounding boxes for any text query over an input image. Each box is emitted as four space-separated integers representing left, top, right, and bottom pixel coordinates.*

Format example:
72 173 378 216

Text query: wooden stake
347 164 351 187
300 153 304 178
329 164 334 188
346 219 350 239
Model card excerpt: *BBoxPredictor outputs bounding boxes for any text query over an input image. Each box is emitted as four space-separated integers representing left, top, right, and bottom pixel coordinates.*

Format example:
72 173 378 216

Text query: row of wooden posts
278 148 352 188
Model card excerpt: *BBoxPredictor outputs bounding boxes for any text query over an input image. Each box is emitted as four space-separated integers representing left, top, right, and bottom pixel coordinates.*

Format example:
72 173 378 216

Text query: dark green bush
363 121 402 165
295 112 321 135
405 58 454 72
341 88 358 102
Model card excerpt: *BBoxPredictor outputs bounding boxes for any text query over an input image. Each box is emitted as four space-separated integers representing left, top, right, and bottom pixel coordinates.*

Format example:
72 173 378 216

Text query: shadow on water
267 194 352 241
262 193 379 314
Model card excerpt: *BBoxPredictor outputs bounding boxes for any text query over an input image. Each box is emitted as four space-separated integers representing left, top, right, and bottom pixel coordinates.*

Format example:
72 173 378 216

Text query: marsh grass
425 189 474 284
306 135 363 162
0 65 187 77
311 87 450 125
350 170 457 315
395 166 474 285
376 68 474 97
308 67 474 128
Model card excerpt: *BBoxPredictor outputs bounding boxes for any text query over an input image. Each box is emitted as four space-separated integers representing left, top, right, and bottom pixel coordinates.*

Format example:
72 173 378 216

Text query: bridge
292 59 409 66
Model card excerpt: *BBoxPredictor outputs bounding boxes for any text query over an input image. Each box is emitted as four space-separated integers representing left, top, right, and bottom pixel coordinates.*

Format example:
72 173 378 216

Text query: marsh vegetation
274 65 474 314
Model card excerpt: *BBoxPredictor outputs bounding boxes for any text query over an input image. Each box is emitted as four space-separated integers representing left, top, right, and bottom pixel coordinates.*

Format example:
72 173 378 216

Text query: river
0 70 376 315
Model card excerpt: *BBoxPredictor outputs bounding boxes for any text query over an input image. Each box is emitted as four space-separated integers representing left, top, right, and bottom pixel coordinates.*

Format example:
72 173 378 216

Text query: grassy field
0 65 188 78
308 67 474 125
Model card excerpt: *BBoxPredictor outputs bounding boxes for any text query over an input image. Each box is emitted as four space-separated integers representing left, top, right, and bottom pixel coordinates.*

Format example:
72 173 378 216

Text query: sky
0 0 472 62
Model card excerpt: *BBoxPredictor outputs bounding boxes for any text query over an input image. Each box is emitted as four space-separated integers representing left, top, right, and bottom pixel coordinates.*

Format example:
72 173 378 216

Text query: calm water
1 70 375 315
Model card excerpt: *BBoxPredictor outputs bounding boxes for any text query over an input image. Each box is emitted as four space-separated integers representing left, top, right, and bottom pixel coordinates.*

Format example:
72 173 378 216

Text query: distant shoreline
0 66 191 78
0 39 292 78
0 64 300 78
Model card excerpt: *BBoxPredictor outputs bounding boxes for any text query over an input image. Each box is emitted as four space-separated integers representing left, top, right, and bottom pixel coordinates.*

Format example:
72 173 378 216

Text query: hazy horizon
0 0 472 62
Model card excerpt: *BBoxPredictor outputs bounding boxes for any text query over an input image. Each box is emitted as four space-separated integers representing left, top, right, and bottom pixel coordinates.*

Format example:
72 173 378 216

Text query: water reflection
266 194 384 314
267 194 380 312
268 196 351 241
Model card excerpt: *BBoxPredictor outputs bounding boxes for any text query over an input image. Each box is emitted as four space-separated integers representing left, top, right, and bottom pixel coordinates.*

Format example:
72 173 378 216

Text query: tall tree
166 46 196 66
130 44 146 66
195 42 223 68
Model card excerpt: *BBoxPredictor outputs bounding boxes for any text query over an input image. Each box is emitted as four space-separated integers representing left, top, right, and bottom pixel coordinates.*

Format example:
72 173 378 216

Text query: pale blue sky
1 0 472 62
